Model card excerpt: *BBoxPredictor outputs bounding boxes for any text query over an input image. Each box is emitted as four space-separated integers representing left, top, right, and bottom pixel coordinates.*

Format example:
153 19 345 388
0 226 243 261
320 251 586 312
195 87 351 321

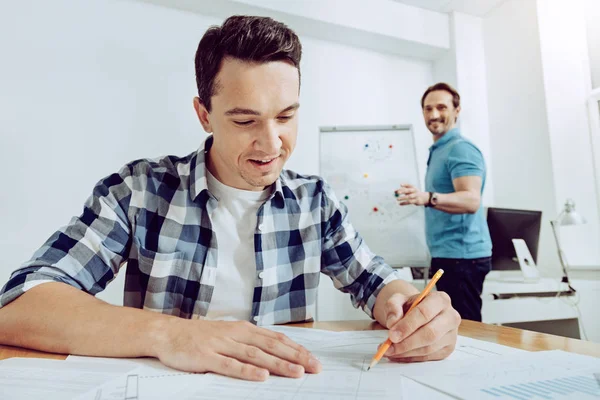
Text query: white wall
234 0 451 49
450 11 495 205
484 0 599 270
0 0 215 299
0 0 433 306
139 0 451 60
536 0 600 268
432 11 496 206
483 0 560 274
294 39 433 181
584 0 600 89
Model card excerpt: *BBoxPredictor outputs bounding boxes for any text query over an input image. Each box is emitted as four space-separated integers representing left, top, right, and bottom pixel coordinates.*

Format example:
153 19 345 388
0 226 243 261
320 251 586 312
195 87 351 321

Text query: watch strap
425 191 433 207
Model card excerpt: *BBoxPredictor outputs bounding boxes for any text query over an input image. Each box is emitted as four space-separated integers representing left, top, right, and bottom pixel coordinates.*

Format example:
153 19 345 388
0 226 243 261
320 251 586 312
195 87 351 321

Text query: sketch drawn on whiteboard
320 125 430 267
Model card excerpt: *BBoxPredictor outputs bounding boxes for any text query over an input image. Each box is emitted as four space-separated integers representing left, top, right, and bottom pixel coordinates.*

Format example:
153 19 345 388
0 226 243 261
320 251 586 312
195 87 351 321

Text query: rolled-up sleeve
447 141 485 180
0 167 133 308
319 181 403 318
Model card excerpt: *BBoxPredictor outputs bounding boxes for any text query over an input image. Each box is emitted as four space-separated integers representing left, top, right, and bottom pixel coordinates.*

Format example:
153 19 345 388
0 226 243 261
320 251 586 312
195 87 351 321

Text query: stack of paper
0 358 137 399
2 327 598 399
403 349 600 399
71 327 526 400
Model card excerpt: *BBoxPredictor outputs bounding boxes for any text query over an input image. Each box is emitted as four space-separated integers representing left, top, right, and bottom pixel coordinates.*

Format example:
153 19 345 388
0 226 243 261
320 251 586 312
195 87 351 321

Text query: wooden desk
1 320 599 361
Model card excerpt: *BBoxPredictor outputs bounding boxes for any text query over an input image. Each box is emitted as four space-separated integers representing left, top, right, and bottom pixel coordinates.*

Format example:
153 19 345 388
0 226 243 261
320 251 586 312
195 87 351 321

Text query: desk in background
481 275 581 339
317 271 588 341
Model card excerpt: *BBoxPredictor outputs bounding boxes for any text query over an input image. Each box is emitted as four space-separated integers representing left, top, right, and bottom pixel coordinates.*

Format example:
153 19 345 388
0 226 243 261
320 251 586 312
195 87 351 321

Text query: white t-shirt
203 170 270 321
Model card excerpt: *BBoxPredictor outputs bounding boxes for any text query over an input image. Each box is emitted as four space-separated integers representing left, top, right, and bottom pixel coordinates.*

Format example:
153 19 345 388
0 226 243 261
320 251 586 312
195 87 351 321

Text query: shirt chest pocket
135 246 194 316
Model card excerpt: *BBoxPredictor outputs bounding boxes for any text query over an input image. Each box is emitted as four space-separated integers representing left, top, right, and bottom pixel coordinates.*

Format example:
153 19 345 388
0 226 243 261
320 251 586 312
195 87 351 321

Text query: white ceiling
391 0 508 17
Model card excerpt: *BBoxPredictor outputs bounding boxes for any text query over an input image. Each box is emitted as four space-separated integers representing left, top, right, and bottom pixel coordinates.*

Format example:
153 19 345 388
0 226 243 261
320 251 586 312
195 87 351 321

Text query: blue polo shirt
424 128 492 259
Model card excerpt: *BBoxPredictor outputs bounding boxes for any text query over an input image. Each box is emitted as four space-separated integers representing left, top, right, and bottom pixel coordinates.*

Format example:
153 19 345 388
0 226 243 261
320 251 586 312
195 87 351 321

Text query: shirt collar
190 135 285 206
430 127 460 150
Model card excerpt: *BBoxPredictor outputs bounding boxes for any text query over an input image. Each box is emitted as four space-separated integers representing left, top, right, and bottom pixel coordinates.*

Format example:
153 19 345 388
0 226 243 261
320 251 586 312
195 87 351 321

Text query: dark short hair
194 15 302 112
421 82 460 109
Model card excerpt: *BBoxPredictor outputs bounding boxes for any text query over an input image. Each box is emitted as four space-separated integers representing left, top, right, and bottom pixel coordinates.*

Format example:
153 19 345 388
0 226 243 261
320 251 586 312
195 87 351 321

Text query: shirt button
258 271 264 279
258 224 264 231
253 316 259 322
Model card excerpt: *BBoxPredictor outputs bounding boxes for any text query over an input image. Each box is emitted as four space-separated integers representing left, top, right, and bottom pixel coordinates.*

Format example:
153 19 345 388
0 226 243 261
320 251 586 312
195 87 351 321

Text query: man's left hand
382 292 461 362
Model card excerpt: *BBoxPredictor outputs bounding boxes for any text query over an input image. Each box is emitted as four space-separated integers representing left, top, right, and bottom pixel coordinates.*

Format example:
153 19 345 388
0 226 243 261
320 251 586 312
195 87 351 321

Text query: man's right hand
153 319 322 381
395 184 430 207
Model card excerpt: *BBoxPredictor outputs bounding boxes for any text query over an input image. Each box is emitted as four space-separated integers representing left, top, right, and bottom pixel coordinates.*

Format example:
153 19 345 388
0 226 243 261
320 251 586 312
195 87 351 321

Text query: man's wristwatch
425 192 439 208
430 192 439 207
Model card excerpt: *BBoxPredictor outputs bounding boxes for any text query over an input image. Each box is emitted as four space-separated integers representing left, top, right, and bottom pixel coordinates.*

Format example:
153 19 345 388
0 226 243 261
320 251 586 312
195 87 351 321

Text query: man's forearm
373 280 420 327
432 190 480 214
0 282 175 357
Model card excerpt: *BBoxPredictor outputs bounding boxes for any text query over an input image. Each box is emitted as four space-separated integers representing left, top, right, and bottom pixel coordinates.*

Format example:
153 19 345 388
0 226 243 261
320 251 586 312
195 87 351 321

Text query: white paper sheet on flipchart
0 357 138 400
402 349 600 400
72 327 525 400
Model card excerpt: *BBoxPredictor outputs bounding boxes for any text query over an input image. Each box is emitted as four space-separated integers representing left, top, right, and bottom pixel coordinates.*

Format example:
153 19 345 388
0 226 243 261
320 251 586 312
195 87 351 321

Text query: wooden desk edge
1 320 599 361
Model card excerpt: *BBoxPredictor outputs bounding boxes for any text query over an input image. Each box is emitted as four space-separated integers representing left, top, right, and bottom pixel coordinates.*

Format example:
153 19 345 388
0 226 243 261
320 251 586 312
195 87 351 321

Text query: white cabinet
569 278 600 343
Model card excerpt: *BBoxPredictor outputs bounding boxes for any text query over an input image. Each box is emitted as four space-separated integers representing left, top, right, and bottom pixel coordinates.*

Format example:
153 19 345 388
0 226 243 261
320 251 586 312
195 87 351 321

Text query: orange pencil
367 268 445 371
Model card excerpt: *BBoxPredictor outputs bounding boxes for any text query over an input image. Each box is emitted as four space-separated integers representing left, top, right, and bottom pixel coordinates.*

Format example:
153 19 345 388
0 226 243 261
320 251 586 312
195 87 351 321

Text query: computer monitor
486 207 542 271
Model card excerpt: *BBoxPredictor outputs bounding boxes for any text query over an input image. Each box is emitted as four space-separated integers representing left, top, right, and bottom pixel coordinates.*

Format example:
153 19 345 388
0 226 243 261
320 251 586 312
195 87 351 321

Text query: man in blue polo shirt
396 82 492 322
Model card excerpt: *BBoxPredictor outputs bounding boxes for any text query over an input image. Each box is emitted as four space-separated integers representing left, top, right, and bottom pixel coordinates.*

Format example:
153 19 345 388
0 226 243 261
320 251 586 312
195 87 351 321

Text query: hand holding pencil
368 269 460 370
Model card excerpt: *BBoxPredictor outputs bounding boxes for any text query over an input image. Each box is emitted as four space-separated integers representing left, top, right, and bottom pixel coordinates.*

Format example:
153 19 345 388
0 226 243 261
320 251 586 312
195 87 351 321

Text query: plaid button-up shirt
0 137 403 325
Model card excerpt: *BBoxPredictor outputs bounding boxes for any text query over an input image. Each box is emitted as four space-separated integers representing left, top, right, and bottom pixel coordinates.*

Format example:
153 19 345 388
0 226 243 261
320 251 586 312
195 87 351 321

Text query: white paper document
74 365 209 400
8 327 596 399
404 349 600 400
71 327 524 399
0 357 137 400
67 356 205 400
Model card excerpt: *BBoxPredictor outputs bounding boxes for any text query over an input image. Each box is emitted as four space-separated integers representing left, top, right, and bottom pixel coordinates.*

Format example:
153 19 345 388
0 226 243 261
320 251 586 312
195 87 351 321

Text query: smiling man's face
422 90 460 140
194 57 300 191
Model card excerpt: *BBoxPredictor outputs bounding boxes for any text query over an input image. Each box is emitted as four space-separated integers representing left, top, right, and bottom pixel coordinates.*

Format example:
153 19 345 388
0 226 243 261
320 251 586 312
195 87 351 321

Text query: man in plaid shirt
0 16 460 381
